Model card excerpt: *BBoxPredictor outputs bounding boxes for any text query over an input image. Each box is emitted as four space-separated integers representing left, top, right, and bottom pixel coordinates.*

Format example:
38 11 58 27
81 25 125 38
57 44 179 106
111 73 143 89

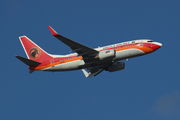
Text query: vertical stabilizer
19 36 53 62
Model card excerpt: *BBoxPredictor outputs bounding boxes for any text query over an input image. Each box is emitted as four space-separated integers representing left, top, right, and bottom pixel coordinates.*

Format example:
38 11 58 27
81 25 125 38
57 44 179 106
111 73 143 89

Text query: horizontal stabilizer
15 55 41 66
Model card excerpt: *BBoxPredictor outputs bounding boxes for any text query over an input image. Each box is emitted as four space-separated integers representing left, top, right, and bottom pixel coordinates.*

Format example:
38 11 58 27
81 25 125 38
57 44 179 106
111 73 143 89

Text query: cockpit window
147 40 154 42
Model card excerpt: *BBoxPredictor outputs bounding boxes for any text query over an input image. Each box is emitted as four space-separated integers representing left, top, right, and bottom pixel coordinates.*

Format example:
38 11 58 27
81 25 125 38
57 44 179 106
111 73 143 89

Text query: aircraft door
140 41 143 47
50 59 55 67
151 42 153 47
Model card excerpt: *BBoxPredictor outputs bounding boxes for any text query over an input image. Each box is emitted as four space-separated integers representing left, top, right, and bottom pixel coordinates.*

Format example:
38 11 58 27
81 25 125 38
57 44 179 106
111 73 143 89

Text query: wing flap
82 69 104 78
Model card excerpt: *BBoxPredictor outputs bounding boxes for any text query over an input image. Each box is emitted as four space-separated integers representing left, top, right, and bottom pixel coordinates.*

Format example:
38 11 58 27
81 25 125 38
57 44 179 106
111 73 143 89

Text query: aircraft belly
115 49 144 60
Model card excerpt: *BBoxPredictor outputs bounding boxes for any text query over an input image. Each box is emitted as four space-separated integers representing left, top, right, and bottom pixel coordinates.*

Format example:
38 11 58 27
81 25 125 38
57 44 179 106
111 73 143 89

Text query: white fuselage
42 39 160 72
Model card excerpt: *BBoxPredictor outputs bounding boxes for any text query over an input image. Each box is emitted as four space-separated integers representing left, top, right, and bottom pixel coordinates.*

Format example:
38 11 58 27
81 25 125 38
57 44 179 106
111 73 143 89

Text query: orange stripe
32 56 83 70
32 45 153 70
138 46 154 53
115 46 153 54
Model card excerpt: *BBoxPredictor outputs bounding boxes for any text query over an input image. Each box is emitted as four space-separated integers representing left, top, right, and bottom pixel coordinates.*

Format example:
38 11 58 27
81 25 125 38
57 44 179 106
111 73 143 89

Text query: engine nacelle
97 49 116 60
106 62 125 72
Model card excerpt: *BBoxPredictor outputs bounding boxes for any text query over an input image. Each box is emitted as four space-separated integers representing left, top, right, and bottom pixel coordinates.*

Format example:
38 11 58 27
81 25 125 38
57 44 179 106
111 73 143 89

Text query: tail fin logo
29 47 41 59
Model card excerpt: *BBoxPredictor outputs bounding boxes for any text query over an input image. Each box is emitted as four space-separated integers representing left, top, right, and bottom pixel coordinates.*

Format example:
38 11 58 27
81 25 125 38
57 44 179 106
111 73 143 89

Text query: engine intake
106 62 125 72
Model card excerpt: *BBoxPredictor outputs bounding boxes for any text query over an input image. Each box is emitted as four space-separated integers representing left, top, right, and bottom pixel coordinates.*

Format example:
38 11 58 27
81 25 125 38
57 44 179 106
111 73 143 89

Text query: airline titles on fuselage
102 41 135 49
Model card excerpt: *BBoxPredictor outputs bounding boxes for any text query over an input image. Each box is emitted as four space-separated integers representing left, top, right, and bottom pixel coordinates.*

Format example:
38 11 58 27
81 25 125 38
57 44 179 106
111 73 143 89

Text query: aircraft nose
156 42 162 47
152 42 162 51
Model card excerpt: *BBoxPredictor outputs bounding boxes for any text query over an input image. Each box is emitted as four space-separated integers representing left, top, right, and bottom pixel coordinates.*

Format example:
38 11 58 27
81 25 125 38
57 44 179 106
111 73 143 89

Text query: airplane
16 26 162 78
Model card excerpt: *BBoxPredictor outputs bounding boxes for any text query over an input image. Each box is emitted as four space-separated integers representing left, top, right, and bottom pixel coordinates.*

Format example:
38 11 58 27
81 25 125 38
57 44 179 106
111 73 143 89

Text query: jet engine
106 62 125 72
96 49 116 60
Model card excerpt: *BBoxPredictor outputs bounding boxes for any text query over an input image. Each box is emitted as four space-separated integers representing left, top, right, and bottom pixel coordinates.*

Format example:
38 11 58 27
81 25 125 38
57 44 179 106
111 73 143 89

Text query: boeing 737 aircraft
16 26 162 77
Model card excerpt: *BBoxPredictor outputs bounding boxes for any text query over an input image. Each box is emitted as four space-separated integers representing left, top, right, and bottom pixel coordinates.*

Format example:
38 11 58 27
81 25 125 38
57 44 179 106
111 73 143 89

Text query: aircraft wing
48 26 99 57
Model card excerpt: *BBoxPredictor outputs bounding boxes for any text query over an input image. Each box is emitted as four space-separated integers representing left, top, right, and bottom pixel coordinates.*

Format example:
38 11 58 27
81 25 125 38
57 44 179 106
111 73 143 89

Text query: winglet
48 26 59 36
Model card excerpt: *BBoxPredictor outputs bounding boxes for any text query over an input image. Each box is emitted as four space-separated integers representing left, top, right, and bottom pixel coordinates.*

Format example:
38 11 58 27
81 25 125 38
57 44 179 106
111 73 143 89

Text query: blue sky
1 0 180 120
